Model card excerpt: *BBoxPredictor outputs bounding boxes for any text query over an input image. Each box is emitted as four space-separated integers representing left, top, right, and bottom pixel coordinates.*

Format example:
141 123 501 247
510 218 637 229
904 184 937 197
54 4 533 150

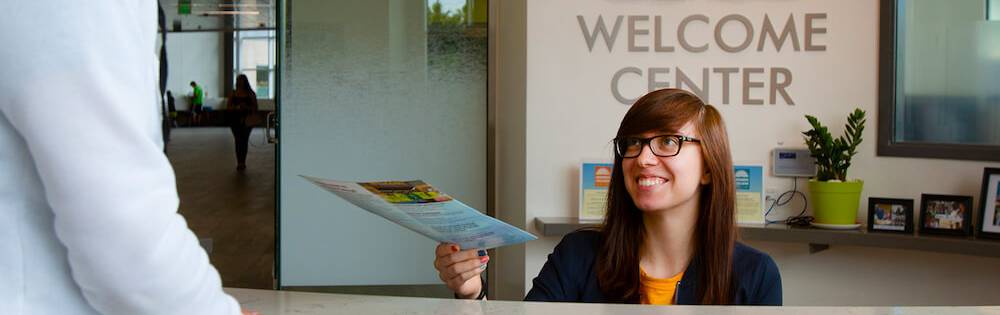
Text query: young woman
433 88 781 305
226 74 259 170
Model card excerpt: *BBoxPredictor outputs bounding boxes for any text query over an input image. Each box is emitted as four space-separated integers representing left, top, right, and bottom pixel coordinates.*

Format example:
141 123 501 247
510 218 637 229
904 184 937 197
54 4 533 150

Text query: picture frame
867 198 914 234
919 194 973 237
977 168 1000 239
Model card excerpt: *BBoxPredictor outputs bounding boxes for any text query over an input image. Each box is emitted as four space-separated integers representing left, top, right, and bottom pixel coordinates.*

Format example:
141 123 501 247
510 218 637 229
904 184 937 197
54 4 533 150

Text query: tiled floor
166 127 275 289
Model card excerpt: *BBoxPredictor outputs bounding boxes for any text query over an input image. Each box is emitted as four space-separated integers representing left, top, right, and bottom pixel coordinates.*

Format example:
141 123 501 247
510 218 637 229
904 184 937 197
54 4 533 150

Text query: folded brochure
302 175 537 250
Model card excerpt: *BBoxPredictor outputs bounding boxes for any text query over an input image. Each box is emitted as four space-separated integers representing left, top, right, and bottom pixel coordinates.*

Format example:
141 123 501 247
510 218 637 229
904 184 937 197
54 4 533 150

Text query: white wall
493 0 530 301
747 240 1000 306
508 0 1000 305
165 32 224 110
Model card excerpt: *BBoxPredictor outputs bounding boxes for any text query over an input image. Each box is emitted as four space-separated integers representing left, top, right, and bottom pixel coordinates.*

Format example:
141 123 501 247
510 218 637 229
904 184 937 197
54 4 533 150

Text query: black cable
763 177 812 226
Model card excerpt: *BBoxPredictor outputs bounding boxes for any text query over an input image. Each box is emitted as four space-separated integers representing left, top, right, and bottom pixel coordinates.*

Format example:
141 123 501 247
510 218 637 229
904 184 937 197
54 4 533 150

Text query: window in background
427 0 488 79
879 0 1000 161
234 29 276 98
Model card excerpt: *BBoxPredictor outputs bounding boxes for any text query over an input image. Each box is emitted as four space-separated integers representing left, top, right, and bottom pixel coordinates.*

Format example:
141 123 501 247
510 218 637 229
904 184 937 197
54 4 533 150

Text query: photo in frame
919 194 973 237
977 168 1000 239
867 198 913 234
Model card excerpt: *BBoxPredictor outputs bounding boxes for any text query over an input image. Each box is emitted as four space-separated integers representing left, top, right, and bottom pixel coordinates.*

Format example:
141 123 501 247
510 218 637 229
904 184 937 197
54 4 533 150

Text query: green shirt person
190 81 204 108
189 81 205 125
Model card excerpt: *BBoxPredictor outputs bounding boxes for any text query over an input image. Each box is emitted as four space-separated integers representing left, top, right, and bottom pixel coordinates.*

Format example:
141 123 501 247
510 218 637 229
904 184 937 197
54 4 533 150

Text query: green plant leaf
803 109 866 182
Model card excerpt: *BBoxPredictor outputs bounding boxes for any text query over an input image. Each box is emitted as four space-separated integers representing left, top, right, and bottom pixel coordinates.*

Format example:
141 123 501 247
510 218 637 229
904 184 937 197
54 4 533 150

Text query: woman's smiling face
621 122 708 214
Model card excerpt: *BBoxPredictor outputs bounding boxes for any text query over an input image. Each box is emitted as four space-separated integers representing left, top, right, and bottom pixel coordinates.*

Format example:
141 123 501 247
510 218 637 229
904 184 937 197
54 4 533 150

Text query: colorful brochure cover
301 175 537 250
734 165 765 224
580 162 613 220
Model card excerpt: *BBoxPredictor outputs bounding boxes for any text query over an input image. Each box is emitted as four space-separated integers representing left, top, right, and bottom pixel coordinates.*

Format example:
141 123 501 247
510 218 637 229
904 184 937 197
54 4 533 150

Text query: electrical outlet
765 188 780 205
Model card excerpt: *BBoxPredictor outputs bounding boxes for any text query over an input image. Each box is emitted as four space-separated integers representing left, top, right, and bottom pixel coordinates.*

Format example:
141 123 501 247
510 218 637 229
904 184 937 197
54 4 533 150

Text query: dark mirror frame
878 0 1000 161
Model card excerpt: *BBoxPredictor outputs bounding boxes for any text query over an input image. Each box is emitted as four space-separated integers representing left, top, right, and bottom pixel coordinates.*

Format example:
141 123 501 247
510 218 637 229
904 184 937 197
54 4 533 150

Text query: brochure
580 162 613 220
734 165 766 224
301 175 537 250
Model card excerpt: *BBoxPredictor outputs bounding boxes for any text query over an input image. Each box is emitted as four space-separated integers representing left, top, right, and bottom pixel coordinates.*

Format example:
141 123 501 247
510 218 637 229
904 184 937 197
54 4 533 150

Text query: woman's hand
434 243 488 299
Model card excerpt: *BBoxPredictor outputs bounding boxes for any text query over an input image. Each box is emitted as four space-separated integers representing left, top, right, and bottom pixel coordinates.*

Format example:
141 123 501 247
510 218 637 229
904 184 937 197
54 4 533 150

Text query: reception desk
225 288 1000 314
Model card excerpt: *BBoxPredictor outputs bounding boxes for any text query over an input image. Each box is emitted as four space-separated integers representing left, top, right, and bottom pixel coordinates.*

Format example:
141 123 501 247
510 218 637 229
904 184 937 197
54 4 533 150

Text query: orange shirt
639 267 685 305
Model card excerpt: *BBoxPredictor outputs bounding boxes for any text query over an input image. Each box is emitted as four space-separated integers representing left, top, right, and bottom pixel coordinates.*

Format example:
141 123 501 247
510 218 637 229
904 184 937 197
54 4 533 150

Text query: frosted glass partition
993 0 1000 20
896 0 1000 145
279 0 487 286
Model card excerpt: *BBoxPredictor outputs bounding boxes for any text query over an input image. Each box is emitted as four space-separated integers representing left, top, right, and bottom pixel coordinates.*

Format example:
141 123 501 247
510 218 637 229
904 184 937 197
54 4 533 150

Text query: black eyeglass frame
613 135 702 158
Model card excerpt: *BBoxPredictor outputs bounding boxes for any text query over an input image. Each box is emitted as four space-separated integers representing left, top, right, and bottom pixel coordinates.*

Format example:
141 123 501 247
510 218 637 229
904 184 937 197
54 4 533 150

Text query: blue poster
734 165 765 224
580 162 613 220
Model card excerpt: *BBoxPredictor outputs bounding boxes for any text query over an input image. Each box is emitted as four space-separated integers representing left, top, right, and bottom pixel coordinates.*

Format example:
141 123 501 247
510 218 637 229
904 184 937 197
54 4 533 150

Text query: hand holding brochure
301 175 537 250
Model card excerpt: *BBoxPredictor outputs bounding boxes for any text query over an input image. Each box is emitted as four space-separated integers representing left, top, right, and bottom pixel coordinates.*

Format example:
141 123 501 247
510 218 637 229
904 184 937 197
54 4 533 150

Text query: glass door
277 0 489 296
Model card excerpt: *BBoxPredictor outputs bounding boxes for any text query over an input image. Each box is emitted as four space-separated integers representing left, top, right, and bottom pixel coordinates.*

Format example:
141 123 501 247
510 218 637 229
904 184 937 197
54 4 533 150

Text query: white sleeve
0 1 240 314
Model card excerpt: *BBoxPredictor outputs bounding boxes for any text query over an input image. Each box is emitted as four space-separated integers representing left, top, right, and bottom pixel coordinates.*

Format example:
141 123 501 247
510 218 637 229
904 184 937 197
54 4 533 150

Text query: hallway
166 127 275 289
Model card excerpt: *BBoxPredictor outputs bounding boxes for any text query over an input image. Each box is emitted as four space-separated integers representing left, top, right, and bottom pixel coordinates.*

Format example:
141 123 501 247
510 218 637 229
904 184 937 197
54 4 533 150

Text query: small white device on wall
772 148 816 178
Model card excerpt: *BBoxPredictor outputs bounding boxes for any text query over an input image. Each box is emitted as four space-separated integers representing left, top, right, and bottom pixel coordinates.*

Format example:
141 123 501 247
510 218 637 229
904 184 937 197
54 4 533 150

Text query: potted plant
802 108 866 226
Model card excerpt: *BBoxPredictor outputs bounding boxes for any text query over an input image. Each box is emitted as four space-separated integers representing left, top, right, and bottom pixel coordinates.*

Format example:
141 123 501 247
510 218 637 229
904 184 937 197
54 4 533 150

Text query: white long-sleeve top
0 1 240 314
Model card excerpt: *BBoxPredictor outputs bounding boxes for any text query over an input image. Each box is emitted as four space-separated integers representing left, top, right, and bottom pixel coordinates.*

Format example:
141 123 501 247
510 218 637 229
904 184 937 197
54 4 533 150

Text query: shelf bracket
808 243 830 254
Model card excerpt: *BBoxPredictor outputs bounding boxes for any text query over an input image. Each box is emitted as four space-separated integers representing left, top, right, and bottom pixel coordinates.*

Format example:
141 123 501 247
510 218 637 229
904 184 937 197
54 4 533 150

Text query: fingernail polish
477 250 487 257
480 256 489 264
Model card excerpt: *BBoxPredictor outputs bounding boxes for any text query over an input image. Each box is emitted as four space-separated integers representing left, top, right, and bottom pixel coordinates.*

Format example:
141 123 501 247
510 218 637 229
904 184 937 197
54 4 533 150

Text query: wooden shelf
534 217 1000 258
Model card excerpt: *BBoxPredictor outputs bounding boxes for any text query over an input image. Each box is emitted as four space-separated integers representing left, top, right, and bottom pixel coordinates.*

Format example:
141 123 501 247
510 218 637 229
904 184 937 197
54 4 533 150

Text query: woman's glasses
614 135 701 158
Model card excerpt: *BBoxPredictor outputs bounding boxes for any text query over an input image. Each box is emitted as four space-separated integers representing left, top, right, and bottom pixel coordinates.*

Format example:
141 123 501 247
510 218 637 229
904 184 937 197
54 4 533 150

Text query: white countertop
225 288 1000 315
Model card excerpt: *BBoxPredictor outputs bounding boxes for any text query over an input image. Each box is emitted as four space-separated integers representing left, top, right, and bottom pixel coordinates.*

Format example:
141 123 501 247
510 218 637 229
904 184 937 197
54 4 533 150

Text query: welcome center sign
573 8 830 106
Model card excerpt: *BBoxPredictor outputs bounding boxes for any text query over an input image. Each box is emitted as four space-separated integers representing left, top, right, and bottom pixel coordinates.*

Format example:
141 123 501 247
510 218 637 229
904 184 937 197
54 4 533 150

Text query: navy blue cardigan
524 230 782 305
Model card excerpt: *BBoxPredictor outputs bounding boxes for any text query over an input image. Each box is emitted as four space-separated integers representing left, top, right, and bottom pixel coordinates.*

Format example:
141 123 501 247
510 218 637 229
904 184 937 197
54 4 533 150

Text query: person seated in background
167 90 178 127
434 88 782 305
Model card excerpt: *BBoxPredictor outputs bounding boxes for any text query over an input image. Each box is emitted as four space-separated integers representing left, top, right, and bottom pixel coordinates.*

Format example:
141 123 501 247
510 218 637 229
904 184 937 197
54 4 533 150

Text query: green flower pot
808 180 863 225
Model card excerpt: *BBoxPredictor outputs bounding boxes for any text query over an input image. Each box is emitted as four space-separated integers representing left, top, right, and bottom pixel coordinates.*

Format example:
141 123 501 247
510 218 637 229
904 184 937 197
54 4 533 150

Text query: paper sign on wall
735 165 766 224
580 162 613 220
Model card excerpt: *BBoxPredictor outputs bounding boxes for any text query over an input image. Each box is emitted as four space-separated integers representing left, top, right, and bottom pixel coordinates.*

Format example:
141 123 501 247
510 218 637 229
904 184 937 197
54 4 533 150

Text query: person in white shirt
0 1 243 314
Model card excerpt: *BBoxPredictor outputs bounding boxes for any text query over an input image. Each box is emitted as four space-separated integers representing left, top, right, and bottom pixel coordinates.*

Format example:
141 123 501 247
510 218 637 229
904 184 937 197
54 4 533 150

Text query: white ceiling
163 0 275 32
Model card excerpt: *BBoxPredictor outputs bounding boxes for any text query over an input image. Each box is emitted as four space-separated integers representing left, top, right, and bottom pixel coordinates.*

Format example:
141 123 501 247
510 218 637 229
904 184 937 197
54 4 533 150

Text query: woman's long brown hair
595 88 736 304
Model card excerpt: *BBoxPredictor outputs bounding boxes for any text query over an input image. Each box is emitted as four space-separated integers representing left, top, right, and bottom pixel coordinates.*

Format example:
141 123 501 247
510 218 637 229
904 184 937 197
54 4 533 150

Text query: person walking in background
190 81 204 125
227 74 259 171
1 1 246 314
